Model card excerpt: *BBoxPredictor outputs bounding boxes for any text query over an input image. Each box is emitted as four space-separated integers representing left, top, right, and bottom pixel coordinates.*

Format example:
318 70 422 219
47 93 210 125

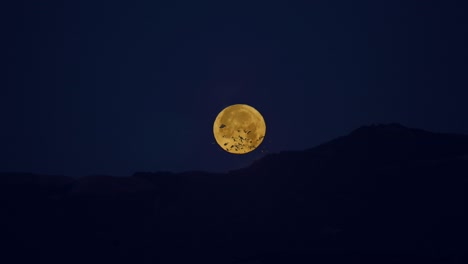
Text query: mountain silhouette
1 124 467 264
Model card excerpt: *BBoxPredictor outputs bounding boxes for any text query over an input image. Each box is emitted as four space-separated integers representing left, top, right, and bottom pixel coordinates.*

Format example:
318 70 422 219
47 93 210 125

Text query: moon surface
213 104 266 154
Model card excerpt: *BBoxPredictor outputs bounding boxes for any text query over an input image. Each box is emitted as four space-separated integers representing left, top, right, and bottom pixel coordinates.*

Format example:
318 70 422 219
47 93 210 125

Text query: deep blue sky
1 0 467 176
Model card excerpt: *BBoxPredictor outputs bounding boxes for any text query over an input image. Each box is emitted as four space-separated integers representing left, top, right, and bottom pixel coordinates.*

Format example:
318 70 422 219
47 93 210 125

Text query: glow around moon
213 104 266 154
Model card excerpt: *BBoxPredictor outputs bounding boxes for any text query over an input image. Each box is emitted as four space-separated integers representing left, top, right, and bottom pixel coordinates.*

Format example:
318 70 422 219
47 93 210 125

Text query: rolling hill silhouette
1 124 467 264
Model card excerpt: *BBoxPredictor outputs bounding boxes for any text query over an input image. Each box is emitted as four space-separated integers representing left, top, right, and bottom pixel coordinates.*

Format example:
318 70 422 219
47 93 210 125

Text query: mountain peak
349 123 414 136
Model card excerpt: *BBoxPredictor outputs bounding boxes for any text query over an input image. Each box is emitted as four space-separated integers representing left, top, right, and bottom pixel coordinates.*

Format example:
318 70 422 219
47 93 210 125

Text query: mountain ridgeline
1 124 467 264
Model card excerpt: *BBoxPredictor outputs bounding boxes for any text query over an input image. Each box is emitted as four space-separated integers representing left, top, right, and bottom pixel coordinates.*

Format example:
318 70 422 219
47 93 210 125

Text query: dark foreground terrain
1 124 467 264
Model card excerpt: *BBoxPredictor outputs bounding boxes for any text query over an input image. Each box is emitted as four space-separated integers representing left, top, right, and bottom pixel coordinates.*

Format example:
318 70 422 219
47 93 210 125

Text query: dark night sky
1 0 467 176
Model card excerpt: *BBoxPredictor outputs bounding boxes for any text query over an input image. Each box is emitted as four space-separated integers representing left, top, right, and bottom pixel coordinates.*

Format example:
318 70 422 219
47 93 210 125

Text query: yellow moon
213 104 266 154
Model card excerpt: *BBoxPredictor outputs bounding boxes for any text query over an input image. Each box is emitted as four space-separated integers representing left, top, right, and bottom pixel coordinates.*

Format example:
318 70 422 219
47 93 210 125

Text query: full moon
213 104 266 154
